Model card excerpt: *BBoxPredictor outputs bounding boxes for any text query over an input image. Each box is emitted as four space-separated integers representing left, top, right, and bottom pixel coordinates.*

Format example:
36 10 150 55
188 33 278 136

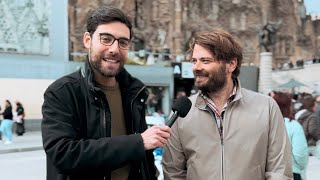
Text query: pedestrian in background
15 101 25 136
0 100 13 144
272 91 308 180
294 93 313 120
297 96 320 157
315 95 320 129
41 6 171 180
162 29 292 179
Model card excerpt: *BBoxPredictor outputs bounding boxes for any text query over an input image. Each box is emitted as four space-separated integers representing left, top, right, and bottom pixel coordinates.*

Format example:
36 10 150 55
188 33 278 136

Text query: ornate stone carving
0 0 50 55
68 0 319 65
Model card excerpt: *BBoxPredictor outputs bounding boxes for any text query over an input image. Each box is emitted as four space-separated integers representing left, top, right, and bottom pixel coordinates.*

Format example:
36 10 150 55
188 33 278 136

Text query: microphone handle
166 112 179 127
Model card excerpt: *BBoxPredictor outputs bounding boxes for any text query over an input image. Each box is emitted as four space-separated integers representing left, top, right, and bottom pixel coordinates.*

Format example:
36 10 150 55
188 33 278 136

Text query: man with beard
41 6 171 180
162 29 293 180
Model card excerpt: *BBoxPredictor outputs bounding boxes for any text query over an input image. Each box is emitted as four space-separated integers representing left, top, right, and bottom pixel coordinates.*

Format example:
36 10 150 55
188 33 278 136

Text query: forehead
192 44 214 59
94 22 130 38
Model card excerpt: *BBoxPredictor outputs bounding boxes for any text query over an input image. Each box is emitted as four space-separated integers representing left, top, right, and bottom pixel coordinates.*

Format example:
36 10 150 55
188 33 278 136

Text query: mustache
101 53 121 60
193 70 208 76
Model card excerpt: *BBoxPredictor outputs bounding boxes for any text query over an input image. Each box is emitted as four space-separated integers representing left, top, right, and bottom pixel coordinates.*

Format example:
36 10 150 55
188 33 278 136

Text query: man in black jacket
41 6 171 180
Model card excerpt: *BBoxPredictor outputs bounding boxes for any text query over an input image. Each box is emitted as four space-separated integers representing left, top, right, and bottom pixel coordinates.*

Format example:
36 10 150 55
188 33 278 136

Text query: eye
202 59 210 64
101 35 114 44
119 39 130 46
201 58 215 64
191 59 197 64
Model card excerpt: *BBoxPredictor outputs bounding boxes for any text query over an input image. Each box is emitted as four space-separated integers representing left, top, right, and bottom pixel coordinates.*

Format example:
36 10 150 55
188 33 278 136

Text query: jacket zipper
96 95 108 179
203 106 225 180
103 108 107 136
130 86 148 180
221 112 225 180
100 98 107 137
130 86 146 134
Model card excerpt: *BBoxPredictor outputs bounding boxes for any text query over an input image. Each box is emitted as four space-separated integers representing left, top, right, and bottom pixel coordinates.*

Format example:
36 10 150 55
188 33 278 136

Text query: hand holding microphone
141 96 192 150
141 125 172 150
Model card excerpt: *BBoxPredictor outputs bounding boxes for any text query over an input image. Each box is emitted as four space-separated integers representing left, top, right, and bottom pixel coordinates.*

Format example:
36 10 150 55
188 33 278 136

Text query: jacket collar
194 78 243 109
81 56 147 102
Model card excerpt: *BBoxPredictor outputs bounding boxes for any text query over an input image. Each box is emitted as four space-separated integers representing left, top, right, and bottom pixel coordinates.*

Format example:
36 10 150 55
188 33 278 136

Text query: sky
304 0 320 14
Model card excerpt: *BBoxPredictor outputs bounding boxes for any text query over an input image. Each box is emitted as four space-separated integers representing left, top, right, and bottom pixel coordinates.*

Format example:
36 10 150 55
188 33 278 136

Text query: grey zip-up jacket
162 87 293 180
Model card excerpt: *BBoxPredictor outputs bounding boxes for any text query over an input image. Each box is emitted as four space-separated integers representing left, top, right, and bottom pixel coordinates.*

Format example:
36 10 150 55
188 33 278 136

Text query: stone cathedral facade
68 0 319 68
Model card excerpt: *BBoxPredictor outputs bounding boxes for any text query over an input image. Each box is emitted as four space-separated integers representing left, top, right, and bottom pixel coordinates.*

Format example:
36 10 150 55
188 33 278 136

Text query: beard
89 48 125 77
194 64 227 94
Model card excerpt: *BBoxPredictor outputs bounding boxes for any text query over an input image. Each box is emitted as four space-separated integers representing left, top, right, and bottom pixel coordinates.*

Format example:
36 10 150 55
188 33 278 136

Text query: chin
103 71 118 77
195 81 207 87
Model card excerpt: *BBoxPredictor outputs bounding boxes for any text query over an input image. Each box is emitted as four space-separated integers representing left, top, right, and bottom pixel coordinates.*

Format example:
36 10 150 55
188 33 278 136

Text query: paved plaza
0 131 319 179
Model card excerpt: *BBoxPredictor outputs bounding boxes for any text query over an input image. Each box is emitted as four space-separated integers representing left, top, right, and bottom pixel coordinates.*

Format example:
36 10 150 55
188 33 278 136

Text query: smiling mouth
195 75 207 78
103 58 119 63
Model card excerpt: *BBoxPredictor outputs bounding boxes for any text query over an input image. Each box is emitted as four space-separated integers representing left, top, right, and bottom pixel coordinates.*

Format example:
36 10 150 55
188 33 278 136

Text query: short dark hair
302 96 315 111
86 6 133 39
188 29 243 78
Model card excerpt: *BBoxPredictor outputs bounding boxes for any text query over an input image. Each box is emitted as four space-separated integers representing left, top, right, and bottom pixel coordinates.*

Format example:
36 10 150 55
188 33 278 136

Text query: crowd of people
0 100 25 144
270 91 320 179
277 58 320 70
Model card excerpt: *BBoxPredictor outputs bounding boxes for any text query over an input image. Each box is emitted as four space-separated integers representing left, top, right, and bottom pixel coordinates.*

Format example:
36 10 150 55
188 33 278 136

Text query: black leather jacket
42 60 156 180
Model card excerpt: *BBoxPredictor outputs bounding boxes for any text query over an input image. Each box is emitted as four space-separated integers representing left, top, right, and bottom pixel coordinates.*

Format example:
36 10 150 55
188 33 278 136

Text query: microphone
166 96 192 127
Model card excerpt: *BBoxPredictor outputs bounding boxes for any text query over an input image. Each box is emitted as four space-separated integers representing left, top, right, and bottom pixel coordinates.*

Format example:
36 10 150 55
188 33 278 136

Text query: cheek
90 43 99 52
120 50 128 60
91 44 106 55
192 66 196 72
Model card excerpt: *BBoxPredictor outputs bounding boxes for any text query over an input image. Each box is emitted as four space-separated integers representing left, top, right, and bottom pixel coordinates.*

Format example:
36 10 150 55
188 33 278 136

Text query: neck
93 70 117 87
207 78 235 109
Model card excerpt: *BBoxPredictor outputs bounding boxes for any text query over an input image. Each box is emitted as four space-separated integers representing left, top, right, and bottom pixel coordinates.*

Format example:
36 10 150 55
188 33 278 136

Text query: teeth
103 58 118 63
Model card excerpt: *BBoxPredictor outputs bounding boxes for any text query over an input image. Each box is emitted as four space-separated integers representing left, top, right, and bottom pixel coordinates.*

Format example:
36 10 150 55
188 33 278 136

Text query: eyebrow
192 57 214 60
99 33 130 40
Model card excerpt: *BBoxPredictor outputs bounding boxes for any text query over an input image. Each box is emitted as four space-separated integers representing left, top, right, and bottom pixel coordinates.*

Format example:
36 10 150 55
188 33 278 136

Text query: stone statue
259 20 282 52
157 29 166 46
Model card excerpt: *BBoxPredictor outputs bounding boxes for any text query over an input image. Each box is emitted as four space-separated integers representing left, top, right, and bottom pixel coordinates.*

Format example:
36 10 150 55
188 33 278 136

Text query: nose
108 40 120 54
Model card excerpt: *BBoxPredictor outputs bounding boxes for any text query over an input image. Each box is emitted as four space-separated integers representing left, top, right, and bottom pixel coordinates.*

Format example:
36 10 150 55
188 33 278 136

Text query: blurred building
0 0 173 120
68 0 320 97
0 0 69 120
0 0 319 122
68 0 320 68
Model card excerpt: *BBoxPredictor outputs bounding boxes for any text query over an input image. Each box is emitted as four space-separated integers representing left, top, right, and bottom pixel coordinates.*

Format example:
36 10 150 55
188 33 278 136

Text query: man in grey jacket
162 29 293 180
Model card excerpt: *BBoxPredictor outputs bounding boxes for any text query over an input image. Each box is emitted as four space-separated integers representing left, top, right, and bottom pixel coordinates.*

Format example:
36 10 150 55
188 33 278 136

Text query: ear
83 32 91 49
227 58 237 73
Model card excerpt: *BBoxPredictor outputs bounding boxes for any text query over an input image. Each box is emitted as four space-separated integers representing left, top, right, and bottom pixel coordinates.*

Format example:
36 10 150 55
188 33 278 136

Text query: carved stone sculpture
259 20 282 52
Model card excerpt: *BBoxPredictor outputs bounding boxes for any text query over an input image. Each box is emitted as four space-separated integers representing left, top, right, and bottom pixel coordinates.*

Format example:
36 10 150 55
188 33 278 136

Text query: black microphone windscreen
172 96 192 118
